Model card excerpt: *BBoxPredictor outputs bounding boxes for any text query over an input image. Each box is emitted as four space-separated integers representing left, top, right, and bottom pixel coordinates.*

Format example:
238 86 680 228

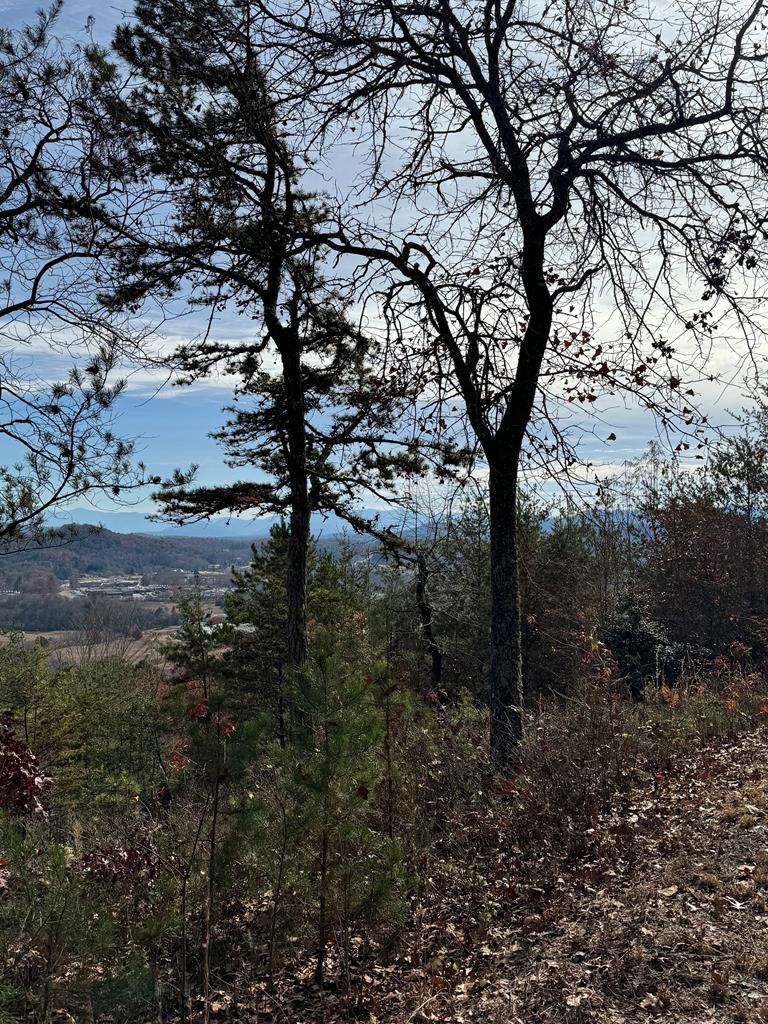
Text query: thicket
4 443 768 1021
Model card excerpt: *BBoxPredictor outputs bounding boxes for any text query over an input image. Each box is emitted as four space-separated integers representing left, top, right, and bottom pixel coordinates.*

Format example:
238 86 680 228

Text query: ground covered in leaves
256 731 768 1023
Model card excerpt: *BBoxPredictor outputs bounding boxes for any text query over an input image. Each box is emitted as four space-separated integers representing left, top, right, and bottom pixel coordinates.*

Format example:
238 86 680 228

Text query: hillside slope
269 733 768 1023
0 527 256 577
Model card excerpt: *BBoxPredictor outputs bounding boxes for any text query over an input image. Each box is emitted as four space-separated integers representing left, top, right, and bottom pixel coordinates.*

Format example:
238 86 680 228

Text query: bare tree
0 3 144 551
0 346 137 552
68 597 143 665
240 0 768 763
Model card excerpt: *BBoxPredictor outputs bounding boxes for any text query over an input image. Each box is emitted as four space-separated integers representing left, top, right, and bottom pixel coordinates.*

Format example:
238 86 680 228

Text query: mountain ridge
52 506 400 539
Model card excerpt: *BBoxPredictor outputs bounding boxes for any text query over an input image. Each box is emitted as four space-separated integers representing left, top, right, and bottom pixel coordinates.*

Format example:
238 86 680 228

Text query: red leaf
186 700 208 720
170 740 190 770
0 723 51 817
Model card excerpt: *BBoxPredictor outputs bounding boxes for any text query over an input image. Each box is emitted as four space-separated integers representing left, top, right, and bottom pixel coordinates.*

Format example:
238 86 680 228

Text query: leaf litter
245 732 768 1023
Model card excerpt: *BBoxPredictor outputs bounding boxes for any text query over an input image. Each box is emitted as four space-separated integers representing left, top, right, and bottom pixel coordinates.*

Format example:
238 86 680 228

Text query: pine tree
287 605 403 987
105 0 463 678
223 523 300 740
162 574 218 701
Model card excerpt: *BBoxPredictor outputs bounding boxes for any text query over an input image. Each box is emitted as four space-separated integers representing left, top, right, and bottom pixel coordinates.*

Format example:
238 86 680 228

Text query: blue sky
111 383 240 488
0 1 271 514
0 0 113 36
1 0 759 523
0 0 255 513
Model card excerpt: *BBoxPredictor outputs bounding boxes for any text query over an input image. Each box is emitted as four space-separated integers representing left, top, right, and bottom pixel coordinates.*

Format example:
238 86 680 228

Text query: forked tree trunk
488 459 524 767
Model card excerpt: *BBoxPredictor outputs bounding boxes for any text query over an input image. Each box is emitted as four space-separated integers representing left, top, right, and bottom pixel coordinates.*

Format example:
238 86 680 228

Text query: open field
15 626 178 667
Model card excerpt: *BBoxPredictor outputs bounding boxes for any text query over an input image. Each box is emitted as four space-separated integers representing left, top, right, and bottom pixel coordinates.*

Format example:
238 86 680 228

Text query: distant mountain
55 506 403 539
3 505 404 579
52 507 274 538
0 526 258 578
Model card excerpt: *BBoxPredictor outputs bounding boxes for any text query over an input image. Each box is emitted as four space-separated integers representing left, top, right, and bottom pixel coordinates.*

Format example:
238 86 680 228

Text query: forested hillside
0 527 255 579
4 0 768 1021
5 454 768 1021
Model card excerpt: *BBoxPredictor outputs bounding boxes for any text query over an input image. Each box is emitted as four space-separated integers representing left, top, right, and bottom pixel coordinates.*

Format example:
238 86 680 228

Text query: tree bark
488 459 524 767
282 343 310 670
286 493 310 668
415 552 443 691
485 232 553 766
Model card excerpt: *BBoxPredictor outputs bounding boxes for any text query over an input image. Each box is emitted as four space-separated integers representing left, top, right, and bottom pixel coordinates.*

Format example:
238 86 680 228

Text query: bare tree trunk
286 497 310 669
415 553 443 691
283 344 310 671
485 234 552 766
202 769 221 1024
280 342 312 741
488 461 524 767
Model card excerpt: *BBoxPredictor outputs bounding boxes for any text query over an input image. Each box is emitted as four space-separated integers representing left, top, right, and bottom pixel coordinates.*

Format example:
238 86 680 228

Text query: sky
0 0 111 34
1 0 763 523
0 0 260 514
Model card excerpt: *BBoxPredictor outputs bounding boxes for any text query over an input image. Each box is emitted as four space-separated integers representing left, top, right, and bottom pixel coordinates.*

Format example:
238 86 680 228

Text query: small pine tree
291 606 404 987
162 573 218 700
222 523 301 736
